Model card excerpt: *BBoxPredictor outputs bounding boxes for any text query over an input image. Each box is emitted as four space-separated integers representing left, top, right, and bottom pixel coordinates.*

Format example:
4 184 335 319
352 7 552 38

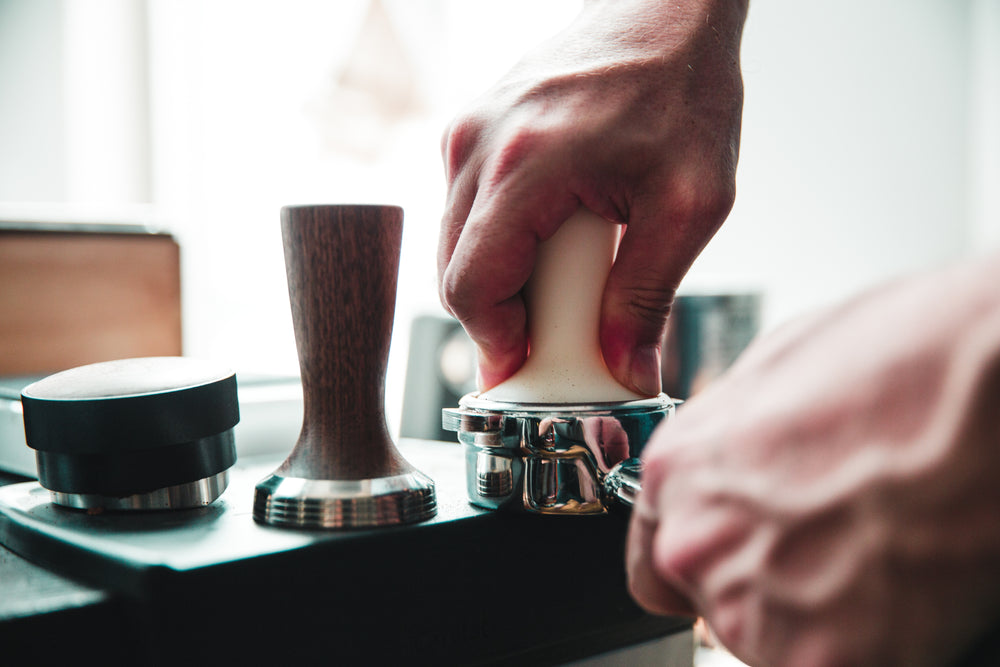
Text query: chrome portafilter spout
253 205 436 529
442 207 677 515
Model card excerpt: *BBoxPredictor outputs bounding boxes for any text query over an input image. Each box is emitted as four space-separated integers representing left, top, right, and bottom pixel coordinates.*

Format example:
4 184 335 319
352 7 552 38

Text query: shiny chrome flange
443 393 675 515
252 471 437 529
50 470 230 511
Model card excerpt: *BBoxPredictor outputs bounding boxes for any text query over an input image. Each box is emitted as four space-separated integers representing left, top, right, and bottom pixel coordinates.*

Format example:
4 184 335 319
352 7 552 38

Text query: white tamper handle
480 208 645 404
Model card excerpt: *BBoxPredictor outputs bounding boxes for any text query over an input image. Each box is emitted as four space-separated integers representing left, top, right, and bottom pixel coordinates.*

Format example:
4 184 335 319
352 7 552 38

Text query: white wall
688 0 978 329
63 0 151 203
968 0 1000 250
0 0 150 203
0 0 66 201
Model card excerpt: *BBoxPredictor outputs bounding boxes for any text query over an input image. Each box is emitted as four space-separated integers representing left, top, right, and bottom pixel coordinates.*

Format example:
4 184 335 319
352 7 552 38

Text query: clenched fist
628 254 1000 666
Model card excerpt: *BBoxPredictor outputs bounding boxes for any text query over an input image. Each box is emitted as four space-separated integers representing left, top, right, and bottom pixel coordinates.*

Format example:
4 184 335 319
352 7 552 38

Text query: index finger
438 129 584 388
440 182 580 389
627 502 698 616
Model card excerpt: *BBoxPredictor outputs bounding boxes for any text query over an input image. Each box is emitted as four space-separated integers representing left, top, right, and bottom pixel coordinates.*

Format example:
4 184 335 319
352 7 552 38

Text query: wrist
575 0 748 52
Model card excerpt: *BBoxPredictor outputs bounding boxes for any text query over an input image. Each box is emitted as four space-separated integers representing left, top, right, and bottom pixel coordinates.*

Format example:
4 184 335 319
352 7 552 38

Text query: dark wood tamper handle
278 204 406 480
253 205 436 529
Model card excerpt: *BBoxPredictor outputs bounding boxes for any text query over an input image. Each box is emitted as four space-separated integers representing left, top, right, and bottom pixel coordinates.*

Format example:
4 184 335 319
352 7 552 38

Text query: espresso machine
0 205 693 665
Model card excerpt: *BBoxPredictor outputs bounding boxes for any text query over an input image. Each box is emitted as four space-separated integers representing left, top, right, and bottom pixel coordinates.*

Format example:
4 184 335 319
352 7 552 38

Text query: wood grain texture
0 231 181 376
275 204 411 480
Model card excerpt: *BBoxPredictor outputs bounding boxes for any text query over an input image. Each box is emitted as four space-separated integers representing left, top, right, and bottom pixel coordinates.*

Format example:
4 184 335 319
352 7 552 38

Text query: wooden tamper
253 205 437 529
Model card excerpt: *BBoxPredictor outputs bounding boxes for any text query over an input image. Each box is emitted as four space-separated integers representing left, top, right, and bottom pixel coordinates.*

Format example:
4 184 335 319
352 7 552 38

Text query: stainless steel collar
443 393 675 515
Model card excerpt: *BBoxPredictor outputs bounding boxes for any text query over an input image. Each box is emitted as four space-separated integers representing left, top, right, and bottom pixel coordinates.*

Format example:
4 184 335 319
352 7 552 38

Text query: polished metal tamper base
252 471 437 529
52 471 230 512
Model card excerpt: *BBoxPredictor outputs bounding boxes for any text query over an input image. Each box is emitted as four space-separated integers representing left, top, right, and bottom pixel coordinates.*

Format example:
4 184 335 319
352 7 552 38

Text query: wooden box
0 222 182 376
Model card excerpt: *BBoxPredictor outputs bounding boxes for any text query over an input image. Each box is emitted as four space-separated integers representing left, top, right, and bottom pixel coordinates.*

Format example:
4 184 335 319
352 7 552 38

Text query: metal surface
253 470 437 529
604 458 644 508
443 393 675 514
50 470 229 511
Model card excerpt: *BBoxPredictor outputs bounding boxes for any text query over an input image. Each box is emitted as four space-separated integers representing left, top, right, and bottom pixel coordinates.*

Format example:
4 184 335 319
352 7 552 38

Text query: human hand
626 255 1000 666
437 0 747 394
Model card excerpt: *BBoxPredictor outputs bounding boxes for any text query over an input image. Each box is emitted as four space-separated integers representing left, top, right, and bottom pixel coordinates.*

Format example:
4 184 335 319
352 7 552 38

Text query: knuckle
705 613 746 657
668 173 736 228
441 114 485 179
438 264 470 316
439 261 495 329
443 112 560 190
485 124 551 185
652 518 707 592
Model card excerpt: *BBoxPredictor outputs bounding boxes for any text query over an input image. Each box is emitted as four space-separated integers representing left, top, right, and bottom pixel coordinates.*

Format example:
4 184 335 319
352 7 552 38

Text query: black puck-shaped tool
21 357 239 511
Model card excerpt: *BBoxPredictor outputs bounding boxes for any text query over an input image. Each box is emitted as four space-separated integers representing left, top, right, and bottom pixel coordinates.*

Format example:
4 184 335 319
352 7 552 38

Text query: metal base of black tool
49 470 230 511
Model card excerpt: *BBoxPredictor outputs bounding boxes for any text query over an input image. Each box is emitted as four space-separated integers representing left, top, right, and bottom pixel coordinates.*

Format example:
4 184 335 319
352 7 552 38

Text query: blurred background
1 0 998 438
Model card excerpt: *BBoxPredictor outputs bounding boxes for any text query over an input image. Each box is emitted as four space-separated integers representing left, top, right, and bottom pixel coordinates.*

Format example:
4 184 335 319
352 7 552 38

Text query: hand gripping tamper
254 205 436 529
443 208 676 515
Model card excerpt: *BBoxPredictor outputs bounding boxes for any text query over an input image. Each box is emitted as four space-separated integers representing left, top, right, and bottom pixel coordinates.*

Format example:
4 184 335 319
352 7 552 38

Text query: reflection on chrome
51 470 230 511
443 394 675 515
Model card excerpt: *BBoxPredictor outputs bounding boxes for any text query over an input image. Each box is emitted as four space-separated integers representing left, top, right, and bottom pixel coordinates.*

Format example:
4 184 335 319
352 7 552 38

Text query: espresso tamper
253 205 437 529
20 356 239 511
443 208 676 514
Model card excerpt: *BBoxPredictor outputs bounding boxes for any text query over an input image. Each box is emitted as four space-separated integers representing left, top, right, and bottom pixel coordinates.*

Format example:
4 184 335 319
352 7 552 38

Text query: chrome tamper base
253 471 436 529
253 205 437 530
444 393 675 515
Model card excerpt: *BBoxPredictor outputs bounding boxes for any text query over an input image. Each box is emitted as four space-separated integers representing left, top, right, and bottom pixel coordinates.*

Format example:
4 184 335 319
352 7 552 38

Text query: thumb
600 207 714 396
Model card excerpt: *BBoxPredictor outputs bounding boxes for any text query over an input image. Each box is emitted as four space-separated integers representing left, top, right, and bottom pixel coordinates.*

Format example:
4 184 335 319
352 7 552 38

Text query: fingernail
630 344 662 396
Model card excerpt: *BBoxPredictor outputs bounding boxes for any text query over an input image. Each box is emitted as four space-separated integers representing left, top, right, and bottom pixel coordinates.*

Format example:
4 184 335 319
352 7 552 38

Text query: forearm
558 0 749 71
